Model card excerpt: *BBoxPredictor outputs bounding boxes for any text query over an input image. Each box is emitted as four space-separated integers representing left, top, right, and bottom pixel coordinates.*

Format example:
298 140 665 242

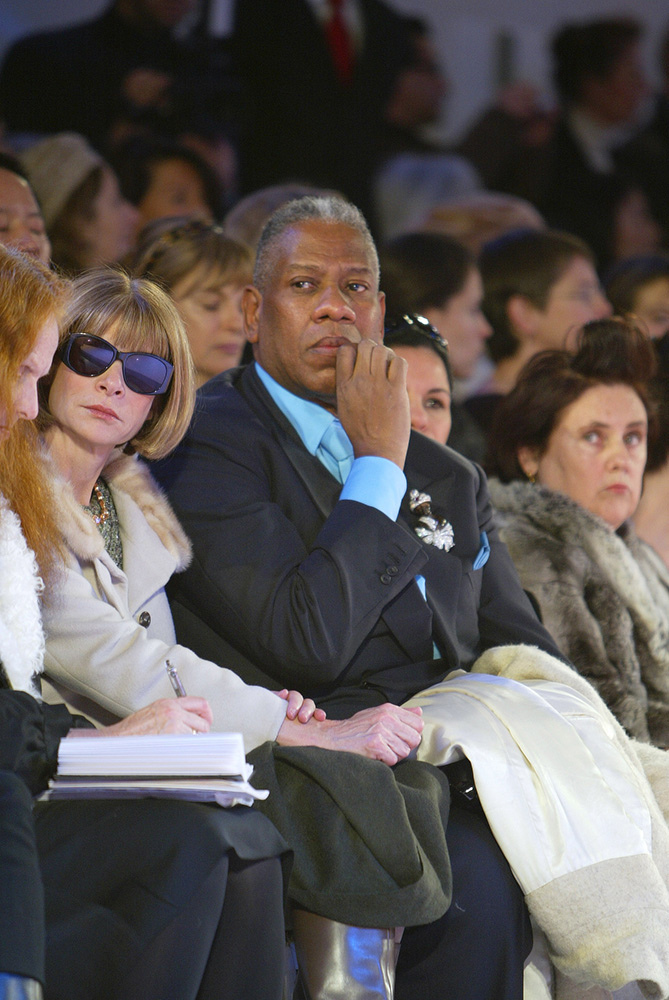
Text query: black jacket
154 363 563 718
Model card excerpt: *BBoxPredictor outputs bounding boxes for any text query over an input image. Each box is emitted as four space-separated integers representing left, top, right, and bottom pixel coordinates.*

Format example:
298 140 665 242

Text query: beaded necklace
84 478 123 568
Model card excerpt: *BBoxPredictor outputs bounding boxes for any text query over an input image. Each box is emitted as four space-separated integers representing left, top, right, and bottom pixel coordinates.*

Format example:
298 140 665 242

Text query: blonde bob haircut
131 216 253 299
39 268 196 460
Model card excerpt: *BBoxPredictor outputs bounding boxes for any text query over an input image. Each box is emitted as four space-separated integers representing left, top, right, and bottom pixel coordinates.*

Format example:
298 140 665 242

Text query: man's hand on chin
335 339 411 470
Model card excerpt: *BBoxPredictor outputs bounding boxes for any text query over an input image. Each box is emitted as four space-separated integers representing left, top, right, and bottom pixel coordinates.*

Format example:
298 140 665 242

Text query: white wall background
1 0 667 141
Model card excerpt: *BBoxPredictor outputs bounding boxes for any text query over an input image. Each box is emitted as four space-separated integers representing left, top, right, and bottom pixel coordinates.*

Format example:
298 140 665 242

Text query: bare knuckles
335 340 410 468
102 697 213 737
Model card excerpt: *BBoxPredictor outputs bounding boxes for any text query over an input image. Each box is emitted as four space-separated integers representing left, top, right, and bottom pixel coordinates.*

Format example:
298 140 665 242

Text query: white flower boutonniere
409 489 455 552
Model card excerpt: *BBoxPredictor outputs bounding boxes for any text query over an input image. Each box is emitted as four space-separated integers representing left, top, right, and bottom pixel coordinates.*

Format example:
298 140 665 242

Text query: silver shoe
292 909 398 1000
0 975 43 1000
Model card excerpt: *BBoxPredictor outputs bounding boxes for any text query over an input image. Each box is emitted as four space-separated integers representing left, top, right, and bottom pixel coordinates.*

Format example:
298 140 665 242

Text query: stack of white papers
41 733 268 808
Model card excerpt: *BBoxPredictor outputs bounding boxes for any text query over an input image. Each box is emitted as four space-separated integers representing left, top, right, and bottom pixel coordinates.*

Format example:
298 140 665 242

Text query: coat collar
489 477 669 662
236 365 344 519
47 448 192 570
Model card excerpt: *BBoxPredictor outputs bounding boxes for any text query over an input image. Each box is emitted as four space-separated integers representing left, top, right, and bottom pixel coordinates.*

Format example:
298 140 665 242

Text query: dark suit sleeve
0 690 75 797
157 403 429 689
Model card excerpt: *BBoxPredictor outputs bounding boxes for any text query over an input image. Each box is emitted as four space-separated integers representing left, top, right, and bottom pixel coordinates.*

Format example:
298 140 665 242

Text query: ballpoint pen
166 659 187 697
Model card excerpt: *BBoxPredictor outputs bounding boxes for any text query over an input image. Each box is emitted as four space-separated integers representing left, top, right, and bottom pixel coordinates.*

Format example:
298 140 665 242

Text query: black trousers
395 801 532 1000
0 773 45 981
0 794 288 999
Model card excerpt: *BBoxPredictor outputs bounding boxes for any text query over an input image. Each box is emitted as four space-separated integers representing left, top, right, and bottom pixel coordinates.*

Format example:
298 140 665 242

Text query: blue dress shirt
256 364 406 521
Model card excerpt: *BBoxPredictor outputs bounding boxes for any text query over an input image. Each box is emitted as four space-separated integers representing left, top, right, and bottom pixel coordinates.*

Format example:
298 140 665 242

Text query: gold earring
527 472 536 484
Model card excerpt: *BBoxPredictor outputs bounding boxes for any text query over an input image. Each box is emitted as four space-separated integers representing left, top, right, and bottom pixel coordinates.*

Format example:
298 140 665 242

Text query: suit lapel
235 371 440 664
237 365 342 519
402 435 470 663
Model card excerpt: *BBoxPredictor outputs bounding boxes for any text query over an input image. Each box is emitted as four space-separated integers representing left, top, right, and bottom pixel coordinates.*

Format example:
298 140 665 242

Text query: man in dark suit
231 0 414 227
154 194 565 999
0 0 225 151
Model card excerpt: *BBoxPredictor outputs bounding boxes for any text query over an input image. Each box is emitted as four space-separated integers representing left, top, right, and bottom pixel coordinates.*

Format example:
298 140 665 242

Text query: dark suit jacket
153 364 563 718
231 0 412 224
0 5 219 147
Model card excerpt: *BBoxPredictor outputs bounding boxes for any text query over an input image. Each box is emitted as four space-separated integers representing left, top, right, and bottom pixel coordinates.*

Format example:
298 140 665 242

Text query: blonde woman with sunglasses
37 266 330 742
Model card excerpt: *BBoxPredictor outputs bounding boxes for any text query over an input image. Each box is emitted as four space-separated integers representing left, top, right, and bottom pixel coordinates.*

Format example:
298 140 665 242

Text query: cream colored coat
41 450 287 752
406 644 669 1000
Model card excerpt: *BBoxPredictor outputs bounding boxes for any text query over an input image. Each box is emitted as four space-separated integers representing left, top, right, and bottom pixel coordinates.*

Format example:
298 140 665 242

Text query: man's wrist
277 715 333 747
340 456 406 520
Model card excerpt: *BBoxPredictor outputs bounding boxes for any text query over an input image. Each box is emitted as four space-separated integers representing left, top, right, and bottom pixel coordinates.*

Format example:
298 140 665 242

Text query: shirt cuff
340 456 407 521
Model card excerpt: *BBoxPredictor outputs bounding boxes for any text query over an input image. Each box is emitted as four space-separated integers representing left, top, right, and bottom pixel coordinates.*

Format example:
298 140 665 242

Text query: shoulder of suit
407 430 481 480
190 365 282 444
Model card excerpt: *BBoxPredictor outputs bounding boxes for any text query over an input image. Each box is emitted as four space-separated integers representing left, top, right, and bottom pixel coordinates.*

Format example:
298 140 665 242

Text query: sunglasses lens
68 336 115 377
123 355 172 395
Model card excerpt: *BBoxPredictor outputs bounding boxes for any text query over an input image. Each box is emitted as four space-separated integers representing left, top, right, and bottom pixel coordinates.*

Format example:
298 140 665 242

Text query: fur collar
489 477 669 662
48 448 192 568
0 496 45 694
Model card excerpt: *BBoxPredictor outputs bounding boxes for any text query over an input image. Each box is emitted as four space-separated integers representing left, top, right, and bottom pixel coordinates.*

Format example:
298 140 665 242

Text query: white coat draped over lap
404 644 669 1000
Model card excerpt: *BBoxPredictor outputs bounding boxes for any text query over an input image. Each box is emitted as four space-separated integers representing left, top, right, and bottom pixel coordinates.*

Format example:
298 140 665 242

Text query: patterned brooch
409 489 455 551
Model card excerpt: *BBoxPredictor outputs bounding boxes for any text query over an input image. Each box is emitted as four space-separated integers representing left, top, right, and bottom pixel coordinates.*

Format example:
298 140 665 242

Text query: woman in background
486 318 669 746
110 138 221 231
605 253 669 342
0 152 51 263
384 313 453 445
20 133 138 276
132 216 252 385
380 232 490 460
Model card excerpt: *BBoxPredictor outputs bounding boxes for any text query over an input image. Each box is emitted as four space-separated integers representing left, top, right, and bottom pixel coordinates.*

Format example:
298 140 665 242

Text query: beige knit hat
20 133 104 229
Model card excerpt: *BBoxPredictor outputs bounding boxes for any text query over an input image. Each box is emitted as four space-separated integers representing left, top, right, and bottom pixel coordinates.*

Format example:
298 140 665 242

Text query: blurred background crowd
3 4 669 997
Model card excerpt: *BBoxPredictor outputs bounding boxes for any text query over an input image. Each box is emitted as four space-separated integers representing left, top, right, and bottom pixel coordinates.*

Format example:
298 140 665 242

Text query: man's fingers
353 339 398 378
375 703 424 735
386 350 408 385
335 341 357 383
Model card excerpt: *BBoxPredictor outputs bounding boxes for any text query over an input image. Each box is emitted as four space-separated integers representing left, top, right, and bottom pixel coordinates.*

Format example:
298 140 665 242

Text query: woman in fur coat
487 316 669 746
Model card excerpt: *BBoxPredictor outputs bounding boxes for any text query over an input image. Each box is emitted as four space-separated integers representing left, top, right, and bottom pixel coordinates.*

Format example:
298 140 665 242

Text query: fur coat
0 494 45 695
488 478 669 746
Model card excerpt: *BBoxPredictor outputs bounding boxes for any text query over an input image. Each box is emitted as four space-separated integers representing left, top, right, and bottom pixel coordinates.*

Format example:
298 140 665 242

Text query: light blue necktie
317 419 354 484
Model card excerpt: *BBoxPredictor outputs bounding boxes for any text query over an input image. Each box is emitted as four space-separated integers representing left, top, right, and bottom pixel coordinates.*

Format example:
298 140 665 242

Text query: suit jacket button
380 573 392 584
138 611 151 628
386 565 399 575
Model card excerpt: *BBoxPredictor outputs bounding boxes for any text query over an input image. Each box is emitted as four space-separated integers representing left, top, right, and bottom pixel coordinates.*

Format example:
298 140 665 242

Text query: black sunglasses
60 333 174 396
